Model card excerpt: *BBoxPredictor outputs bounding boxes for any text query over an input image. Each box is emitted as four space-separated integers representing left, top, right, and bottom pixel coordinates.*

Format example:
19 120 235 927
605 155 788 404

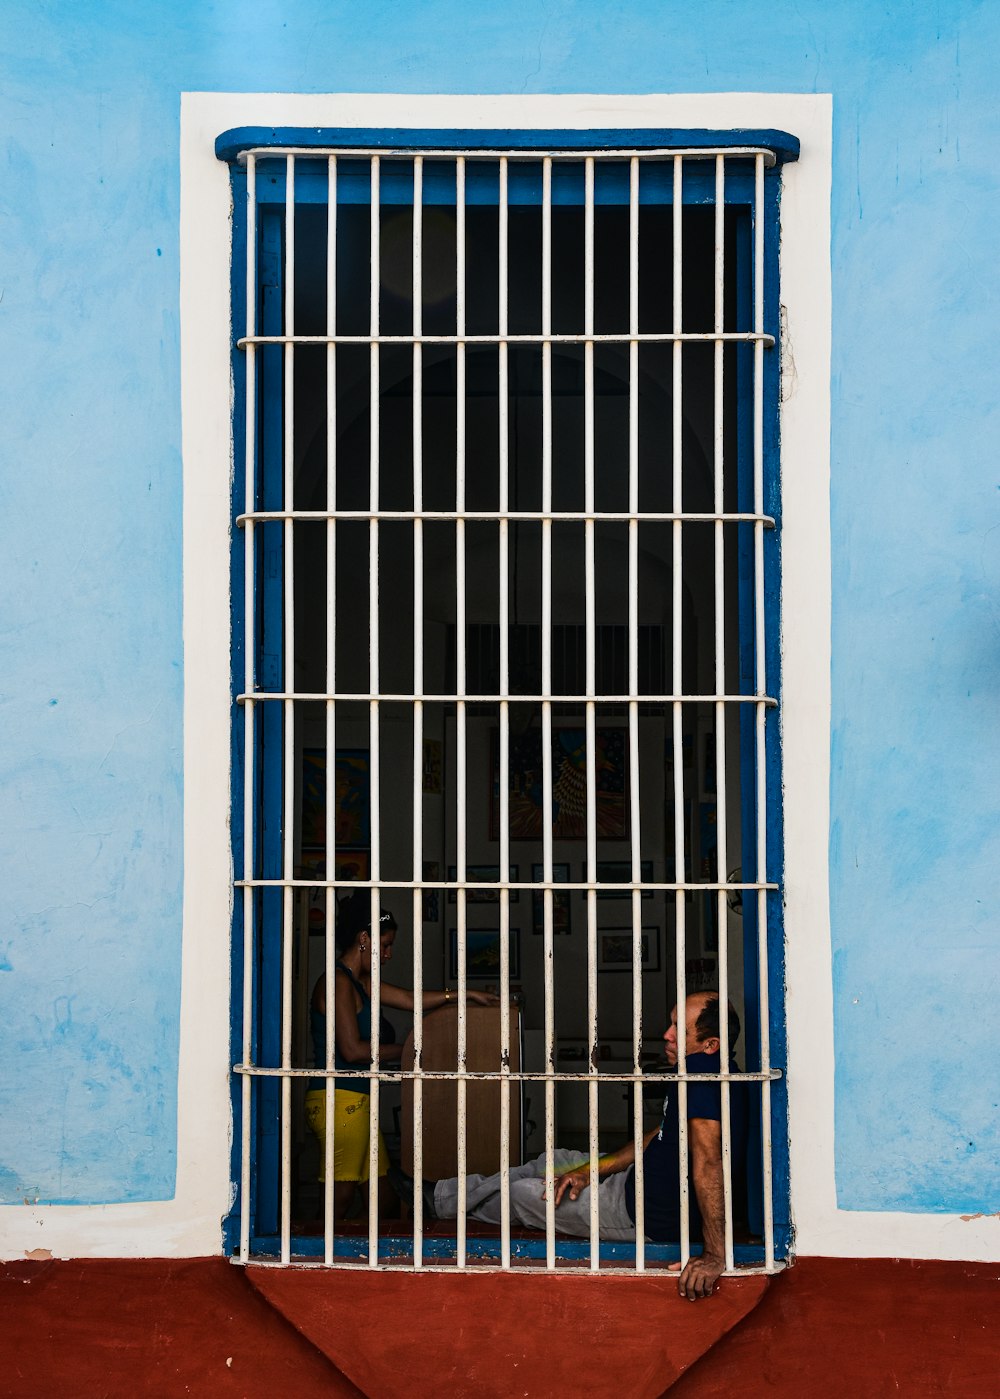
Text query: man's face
662 999 715 1065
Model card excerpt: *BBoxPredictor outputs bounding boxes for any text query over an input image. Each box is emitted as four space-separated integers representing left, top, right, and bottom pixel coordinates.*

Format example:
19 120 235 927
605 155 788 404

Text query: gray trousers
433 1148 636 1241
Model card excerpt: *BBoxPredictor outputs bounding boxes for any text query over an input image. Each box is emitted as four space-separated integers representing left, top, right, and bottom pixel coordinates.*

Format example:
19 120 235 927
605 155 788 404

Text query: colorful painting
448 928 520 981
301 749 370 849
532 862 572 935
333 849 369 883
299 849 369 932
298 850 328 932
597 927 660 973
491 727 627 840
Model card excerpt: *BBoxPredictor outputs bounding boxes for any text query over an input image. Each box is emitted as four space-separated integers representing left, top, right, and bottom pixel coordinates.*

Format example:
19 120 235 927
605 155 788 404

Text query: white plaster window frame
5 91 987 1263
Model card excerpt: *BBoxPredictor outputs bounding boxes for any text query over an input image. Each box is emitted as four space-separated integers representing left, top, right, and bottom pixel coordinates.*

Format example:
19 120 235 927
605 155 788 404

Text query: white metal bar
240 689 777 707
239 144 779 165
455 155 469 1269
671 153 691 1271
240 1064 779 1083
367 155 382 1268
324 153 338 1266
279 154 296 1267
240 876 775 894
753 152 776 1271
713 153 735 1273
239 509 775 526
582 156 600 1270
239 152 257 1265
240 331 774 348
627 154 645 1273
497 154 512 1271
411 155 425 1272
540 155 556 1269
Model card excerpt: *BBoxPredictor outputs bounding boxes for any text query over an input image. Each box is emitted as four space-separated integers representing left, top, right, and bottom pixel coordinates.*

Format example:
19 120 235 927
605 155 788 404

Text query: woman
304 889 499 1220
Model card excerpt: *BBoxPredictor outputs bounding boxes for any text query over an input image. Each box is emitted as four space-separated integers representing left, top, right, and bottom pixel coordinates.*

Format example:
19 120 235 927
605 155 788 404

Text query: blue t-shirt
624 1050 748 1243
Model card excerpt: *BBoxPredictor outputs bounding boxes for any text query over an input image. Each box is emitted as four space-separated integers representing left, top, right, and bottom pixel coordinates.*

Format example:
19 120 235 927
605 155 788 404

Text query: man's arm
674 1117 726 1300
549 1130 658 1206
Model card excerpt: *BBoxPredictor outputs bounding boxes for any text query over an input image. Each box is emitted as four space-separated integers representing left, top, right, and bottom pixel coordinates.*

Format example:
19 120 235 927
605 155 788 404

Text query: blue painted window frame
221 125 795 1264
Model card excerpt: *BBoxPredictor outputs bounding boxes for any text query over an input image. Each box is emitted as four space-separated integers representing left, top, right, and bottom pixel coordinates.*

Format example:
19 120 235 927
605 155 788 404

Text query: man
391 991 747 1300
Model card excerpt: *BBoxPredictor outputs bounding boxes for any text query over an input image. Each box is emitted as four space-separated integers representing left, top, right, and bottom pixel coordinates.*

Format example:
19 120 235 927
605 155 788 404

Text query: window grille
222 129 793 1275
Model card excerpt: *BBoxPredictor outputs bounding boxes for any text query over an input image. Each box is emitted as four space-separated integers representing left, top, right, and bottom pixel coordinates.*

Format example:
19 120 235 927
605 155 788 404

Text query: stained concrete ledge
247 1265 768 1398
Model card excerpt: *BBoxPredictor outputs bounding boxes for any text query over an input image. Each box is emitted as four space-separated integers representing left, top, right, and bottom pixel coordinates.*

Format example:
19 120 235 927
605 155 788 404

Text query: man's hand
546 1168 591 1206
668 1253 725 1301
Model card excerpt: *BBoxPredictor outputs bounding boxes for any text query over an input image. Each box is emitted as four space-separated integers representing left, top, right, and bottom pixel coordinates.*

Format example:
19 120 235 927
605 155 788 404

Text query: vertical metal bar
713 154 735 1273
279 154 296 1267
324 154 338 1266
497 155 513 1271
753 152 775 1272
454 156 469 1269
582 155 600 1270
627 154 645 1272
540 155 556 1269
671 153 691 1270
367 155 382 1268
411 156 425 1272
239 152 257 1266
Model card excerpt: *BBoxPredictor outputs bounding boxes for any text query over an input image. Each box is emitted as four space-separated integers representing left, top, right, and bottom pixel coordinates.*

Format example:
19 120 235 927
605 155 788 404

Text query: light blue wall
2 1 997 1212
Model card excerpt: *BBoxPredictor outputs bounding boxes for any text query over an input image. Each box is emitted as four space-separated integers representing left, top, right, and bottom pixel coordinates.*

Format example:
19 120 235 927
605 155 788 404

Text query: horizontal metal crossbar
236 510 777 527
234 1065 783 1083
235 878 779 892
236 144 779 165
238 332 774 347
241 1240 788 1271
236 692 778 706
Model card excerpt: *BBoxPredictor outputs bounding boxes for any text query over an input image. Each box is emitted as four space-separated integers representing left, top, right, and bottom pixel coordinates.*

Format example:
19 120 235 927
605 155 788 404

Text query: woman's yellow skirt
304 1087 388 1182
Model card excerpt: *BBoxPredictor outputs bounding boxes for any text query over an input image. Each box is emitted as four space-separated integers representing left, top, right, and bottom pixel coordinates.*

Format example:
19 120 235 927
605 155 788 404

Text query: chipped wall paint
1 2 998 1258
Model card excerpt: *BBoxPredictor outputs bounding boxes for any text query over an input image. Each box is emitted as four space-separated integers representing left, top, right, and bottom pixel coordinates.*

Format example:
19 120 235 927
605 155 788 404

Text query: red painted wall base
669 1257 1000 1398
0 1257 362 1399
3 1256 998 1398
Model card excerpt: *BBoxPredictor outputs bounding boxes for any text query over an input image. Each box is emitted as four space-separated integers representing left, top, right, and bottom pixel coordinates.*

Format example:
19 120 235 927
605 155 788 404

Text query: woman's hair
335 889 398 954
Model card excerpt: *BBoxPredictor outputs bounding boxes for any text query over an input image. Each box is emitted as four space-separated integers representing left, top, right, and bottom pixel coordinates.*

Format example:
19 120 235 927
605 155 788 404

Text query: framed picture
698 801 718 882
532 862 572 935
702 732 717 796
301 749 370 849
448 928 520 981
422 860 441 924
592 859 654 898
447 864 519 903
597 927 661 973
490 727 627 840
422 739 443 795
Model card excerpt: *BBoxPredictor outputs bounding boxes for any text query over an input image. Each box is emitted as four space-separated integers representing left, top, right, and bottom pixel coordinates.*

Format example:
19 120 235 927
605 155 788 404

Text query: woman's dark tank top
310 960 394 1093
